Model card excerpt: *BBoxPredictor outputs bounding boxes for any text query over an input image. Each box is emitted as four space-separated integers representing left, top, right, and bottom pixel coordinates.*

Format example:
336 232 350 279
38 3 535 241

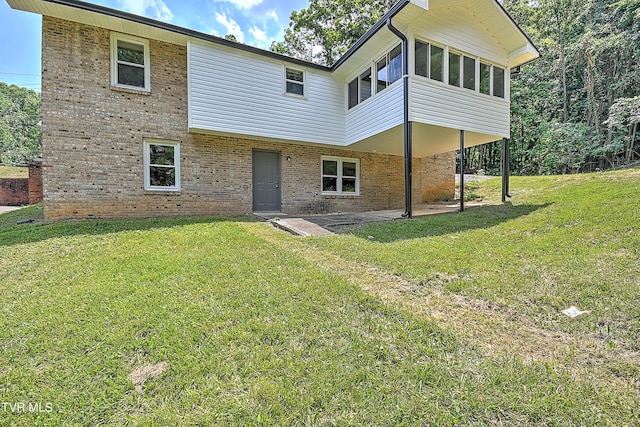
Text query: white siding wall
408 6 512 137
411 6 509 66
410 77 510 137
345 82 404 145
188 41 345 145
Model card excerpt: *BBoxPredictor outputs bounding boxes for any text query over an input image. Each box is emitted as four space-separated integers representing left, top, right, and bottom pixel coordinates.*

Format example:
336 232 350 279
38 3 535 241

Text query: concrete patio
256 201 486 236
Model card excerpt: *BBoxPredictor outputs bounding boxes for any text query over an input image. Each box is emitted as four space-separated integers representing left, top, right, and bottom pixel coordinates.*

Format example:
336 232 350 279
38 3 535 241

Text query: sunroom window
321 156 359 195
415 40 444 82
376 44 402 93
111 33 150 91
493 66 505 98
448 52 460 86
348 68 372 109
463 56 476 90
480 62 491 95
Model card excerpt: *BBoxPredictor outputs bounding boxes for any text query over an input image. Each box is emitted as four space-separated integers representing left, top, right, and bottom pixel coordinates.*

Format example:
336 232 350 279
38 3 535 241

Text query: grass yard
0 169 639 425
0 166 28 179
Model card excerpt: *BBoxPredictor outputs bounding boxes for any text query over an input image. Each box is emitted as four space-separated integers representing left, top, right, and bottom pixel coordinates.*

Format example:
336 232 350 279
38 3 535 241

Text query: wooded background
1 0 639 175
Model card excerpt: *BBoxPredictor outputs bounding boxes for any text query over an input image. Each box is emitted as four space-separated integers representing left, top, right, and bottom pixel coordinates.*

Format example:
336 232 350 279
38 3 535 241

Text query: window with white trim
285 67 304 96
493 66 505 98
144 140 180 191
321 156 360 195
348 67 372 109
480 62 491 95
111 33 150 91
448 51 460 87
376 44 402 93
414 40 444 82
418 38 506 98
463 55 476 90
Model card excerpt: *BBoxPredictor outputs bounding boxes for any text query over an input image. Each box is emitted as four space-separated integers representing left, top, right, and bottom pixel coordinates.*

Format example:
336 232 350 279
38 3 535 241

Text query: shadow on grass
339 202 552 243
0 205 260 248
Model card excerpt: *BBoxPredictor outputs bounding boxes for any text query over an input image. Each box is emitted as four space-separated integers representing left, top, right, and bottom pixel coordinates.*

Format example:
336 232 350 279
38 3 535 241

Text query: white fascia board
508 43 540 68
409 0 429 10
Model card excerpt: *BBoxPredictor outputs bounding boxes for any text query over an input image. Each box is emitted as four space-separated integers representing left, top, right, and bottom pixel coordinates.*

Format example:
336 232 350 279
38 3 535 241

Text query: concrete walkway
0 206 22 214
256 201 485 236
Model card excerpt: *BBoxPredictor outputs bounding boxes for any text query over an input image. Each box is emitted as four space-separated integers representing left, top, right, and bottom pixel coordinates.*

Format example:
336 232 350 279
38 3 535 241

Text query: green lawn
0 166 28 179
0 170 638 426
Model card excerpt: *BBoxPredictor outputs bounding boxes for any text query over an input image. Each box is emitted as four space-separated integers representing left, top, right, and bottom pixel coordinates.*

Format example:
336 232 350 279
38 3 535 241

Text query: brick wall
28 159 43 205
417 152 456 202
0 178 29 206
41 17 454 220
0 160 43 206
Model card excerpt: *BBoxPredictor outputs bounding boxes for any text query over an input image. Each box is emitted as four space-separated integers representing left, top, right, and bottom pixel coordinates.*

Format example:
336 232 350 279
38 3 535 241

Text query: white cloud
266 10 278 22
249 26 267 42
216 13 244 42
212 0 264 10
118 0 173 21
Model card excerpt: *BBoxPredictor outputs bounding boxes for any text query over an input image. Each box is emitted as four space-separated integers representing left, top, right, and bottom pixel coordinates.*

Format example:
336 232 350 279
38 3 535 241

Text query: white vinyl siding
410 77 510 137
411 7 509 67
346 82 404 145
188 41 344 145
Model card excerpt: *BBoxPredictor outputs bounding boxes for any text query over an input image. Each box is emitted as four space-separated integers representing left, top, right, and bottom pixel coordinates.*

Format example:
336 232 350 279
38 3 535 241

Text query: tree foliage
499 0 640 174
271 0 397 66
0 82 41 165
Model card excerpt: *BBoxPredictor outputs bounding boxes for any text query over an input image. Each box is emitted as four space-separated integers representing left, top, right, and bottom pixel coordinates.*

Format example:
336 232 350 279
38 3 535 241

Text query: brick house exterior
40 17 454 220
9 0 538 220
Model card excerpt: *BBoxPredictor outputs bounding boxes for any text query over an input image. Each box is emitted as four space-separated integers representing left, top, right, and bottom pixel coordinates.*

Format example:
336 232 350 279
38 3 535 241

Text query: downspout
386 18 412 218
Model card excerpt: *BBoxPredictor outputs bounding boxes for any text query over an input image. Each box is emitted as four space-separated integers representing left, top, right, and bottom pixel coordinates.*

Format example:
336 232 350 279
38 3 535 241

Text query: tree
0 82 41 165
271 0 397 66
605 96 640 162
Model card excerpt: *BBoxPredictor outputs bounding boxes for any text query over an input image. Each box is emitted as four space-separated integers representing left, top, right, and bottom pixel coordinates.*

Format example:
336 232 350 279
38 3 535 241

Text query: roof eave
330 0 411 71
7 0 332 71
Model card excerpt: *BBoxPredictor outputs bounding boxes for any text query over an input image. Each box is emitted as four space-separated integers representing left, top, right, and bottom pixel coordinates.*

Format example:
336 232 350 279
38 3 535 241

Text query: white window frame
414 38 446 83
110 33 151 92
284 67 305 97
144 139 180 191
375 43 402 94
321 156 360 196
347 67 373 110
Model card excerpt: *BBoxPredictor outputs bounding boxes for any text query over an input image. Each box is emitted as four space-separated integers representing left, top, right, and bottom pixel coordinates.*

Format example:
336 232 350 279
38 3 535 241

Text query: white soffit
7 0 190 45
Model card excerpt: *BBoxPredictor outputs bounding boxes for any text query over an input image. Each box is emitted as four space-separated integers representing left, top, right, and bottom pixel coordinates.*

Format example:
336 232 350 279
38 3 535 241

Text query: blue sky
0 0 309 91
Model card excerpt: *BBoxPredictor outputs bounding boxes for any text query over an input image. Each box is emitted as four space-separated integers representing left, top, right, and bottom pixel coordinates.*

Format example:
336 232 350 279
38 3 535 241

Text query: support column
501 137 511 202
459 130 465 212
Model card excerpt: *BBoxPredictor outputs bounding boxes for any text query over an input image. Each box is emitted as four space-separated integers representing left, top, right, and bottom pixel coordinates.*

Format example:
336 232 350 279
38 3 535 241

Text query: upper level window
450 53 476 90
321 156 360 195
111 33 150 91
348 68 372 109
448 52 460 87
463 56 476 90
376 44 402 93
481 62 505 98
285 68 304 96
415 41 444 82
493 66 505 98
144 140 180 191
480 62 491 95
416 38 506 98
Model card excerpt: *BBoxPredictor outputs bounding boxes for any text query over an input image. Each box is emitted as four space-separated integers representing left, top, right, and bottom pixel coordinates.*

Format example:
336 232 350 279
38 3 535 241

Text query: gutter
386 15 412 219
